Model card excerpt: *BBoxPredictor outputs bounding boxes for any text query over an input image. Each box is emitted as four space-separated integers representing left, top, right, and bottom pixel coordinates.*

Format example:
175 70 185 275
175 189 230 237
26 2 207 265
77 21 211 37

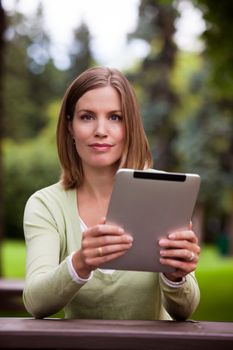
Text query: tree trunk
0 0 6 276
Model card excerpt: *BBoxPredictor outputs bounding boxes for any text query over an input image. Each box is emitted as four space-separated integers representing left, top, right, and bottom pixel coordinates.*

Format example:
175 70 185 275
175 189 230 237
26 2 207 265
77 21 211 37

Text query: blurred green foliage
2 239 26 277
194 0 233 98
3 102 60 238
0 1 233 250
128 0 179 171
2 4 66 140
172 53 233 214
128 0 233 244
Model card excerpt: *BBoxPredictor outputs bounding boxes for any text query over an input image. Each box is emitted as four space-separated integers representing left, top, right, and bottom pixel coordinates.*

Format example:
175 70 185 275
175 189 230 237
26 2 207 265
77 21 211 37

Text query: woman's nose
94 118 107 138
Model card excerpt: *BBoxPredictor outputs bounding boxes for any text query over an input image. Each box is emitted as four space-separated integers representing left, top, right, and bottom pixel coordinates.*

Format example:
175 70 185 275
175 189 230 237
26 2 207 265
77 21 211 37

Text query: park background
0 0 232 321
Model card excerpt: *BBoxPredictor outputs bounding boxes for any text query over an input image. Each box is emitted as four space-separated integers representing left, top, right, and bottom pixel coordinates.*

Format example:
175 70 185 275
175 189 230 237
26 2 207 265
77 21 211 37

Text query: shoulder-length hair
57 66 153 189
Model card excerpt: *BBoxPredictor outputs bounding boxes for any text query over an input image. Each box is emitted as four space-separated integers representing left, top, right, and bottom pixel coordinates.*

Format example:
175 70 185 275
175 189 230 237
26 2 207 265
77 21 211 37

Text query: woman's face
69 86 125 172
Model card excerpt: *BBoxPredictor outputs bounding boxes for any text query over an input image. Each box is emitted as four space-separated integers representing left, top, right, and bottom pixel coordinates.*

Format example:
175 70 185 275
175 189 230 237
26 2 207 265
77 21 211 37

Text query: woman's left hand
158 224 200 282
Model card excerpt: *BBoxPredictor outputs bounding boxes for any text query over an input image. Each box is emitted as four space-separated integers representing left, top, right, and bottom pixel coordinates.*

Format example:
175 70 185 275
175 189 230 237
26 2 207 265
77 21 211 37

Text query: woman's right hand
72 217 133 279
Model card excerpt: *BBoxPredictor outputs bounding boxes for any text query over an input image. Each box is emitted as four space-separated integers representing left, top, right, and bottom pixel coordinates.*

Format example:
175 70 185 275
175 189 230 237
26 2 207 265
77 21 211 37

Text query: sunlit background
0 0 232 321
3 0 206 69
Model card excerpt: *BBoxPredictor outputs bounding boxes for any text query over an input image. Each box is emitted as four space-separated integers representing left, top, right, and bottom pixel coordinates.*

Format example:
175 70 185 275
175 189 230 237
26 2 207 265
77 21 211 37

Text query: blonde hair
56 66 153 189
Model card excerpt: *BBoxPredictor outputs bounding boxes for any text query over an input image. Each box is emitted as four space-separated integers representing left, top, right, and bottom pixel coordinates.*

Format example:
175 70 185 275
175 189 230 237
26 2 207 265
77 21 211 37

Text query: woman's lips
89 143 113 151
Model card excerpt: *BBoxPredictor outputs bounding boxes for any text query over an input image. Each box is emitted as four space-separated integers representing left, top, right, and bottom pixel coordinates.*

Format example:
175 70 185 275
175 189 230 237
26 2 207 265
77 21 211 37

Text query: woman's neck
76 166 117 226
79 165 116 201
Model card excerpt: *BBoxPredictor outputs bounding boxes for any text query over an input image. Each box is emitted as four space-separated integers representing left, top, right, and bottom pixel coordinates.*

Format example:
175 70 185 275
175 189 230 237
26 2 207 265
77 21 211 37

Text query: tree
2 3 67 140
3 102 61 239
129 0 233 248
174 64 233 244
193 0 233 99
128 0 179 170
66 22 95 84
173 0 233 250
0 0 6 275
189 0 233 252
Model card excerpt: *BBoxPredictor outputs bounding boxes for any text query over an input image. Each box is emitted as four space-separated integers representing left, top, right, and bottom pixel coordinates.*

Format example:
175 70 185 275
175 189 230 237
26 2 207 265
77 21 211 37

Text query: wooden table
0 318 233 350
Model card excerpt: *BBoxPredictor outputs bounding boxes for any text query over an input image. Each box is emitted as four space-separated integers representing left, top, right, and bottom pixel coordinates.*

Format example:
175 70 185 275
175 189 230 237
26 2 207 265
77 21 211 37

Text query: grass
192 246 233 321
2 240 26 278
1 240 233 321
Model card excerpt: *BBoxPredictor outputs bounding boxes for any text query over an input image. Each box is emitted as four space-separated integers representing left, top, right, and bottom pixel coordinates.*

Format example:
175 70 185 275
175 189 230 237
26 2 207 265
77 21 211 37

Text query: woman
23 66 200 320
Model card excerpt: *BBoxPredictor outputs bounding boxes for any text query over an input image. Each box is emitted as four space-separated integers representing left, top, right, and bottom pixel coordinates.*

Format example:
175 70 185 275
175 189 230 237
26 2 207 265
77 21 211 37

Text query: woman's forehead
75 86 122 112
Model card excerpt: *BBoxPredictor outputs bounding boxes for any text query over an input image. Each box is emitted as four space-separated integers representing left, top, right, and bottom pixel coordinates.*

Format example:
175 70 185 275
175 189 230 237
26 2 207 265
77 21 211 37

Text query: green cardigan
23 182 200 320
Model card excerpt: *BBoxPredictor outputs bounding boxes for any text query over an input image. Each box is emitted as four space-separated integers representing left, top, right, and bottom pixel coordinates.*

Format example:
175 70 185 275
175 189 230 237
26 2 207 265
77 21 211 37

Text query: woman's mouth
89 143 113 151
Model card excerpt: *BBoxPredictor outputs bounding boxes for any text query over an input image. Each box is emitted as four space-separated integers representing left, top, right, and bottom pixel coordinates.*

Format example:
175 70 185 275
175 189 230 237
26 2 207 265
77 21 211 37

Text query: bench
0 318 233 349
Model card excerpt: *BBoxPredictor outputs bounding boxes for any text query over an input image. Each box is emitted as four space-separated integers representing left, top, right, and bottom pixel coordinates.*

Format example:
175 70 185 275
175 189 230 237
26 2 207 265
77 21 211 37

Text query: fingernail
127 235 133 242
159 239 166 245
169 233 175 239
118 228 124 234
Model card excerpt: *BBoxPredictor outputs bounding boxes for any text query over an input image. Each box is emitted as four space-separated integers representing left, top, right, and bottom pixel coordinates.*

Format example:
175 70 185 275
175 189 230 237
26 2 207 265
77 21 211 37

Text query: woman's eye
110 114 123 121
80 114 94 121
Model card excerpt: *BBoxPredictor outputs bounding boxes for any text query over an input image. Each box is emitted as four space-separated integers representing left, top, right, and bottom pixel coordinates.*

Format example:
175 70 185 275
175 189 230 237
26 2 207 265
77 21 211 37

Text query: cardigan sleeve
23 191 83 319
159 272 200 320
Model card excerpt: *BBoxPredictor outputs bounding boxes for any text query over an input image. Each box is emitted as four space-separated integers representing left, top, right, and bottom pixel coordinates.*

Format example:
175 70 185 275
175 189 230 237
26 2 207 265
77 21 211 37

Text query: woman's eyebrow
108 110 122 114
76 109 94 114
76 109 122 114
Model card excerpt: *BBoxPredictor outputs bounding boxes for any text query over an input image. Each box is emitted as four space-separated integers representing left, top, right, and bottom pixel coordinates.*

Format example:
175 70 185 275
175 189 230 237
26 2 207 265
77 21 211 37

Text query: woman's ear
67 119 73 137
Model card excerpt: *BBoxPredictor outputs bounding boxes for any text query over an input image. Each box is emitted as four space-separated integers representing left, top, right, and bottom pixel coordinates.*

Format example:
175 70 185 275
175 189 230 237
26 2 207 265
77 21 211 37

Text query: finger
160 248 199 262
160 256 197 272
159 238 200 254
86 233 133 249
85 248 130 268
84 223 125 238
168 230 198 243
99 242 133 257
82 238 133 258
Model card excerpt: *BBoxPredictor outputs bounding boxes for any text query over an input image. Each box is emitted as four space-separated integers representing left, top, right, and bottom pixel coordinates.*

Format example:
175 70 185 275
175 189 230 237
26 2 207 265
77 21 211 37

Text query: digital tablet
102 169 201 273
